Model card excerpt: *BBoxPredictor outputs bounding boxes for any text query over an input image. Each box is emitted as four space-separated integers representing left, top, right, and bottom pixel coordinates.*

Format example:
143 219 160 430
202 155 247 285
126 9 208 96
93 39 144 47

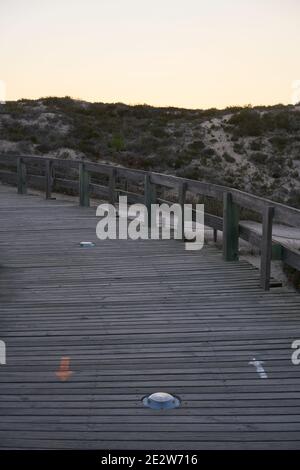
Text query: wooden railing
1 153 300 291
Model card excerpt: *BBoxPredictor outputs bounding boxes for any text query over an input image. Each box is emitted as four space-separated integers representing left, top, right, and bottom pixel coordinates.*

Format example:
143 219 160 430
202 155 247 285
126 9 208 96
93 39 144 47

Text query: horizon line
2 95 298 113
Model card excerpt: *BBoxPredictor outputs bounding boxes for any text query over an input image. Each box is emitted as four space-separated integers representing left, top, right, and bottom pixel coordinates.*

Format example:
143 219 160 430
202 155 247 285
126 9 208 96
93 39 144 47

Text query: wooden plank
54 177 78 192
150 172 181 189
89 183 109 199
0 169 17 185
116 189 144 204
85 161 112 176
116 167 145 183
204 213 223 231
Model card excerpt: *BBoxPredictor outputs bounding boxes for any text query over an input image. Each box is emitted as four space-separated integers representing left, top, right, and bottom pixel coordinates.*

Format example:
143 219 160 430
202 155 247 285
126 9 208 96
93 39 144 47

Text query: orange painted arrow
55 356 73 381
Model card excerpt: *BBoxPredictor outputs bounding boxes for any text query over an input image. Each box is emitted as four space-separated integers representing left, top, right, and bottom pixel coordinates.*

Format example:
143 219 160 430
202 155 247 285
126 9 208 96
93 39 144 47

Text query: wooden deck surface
1 183 300 449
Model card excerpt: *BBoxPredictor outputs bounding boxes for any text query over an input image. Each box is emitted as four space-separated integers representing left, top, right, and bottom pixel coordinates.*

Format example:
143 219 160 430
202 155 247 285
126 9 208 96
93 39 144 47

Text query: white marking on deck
249 358 268 379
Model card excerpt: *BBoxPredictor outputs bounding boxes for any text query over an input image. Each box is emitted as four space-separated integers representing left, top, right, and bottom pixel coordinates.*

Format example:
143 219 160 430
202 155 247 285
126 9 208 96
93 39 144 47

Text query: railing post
79 162 90 207
260 206 274 291
45 160 54 199
109 168 116 205
223 192 239 261
178 181 187 239
144 174 155 227
17 157 27 195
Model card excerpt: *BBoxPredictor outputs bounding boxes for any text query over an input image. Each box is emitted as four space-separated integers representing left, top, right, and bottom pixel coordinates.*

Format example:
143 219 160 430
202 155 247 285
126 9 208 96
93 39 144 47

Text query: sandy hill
1 97 300 207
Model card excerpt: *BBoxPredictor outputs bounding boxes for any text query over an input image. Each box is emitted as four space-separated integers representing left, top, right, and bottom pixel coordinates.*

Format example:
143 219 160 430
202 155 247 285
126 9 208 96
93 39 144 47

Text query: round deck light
80 241 95 248
142 392 180 410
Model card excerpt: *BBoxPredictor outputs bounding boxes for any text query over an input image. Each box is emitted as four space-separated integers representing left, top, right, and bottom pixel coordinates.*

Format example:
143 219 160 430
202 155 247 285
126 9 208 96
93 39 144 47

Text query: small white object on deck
0 340 6 365
80 241 95 248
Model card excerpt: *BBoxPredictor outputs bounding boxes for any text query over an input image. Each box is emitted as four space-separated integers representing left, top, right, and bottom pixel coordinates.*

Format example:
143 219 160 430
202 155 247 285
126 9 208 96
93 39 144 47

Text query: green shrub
274 155 285 165
233 143 243 153
228 109 262 136
287 190 300 208
188 140 205 152
173 151 194 169
223 152 235 163
202 147 215 157
249 140 262 151
150 126 168 138
138 135 161 153
173 129 183 138
1 101 23 116
2 121 32 141
180 167 202 181
250 152 269 164
224 175 235 185
110 134 125 152
269 135 289 152
271 165 282 179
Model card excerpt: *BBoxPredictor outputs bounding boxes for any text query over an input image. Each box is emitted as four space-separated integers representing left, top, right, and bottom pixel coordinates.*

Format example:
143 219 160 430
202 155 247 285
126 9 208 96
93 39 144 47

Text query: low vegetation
0 97 300 208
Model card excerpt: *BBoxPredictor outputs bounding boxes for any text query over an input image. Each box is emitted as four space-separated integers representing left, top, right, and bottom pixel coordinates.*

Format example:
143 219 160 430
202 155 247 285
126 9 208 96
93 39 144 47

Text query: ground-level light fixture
142 392 180 410
80 241 95 248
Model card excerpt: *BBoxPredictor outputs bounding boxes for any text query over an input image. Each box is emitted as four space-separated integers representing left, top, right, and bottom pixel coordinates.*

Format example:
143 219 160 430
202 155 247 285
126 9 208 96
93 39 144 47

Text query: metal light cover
142 392 180 410
80 241 95 248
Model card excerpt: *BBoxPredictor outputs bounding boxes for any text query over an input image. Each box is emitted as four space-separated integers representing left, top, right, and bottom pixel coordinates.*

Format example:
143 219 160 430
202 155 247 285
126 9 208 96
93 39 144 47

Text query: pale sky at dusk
1 0 300 109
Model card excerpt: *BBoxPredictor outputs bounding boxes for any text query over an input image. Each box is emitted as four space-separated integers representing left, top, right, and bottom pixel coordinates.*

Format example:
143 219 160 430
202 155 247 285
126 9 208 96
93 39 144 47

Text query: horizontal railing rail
1 153 299 291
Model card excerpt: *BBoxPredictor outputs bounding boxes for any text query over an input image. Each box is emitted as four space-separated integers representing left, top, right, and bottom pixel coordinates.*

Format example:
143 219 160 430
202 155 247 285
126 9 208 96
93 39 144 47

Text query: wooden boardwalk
1 183 300 449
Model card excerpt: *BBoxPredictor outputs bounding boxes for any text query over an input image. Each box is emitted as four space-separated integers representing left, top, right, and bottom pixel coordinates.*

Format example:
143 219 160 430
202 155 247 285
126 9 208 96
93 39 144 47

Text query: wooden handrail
1 153 300 291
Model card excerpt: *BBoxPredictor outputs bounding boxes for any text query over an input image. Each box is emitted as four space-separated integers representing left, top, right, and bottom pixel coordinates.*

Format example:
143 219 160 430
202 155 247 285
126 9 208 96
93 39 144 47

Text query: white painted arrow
249 358 268 379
